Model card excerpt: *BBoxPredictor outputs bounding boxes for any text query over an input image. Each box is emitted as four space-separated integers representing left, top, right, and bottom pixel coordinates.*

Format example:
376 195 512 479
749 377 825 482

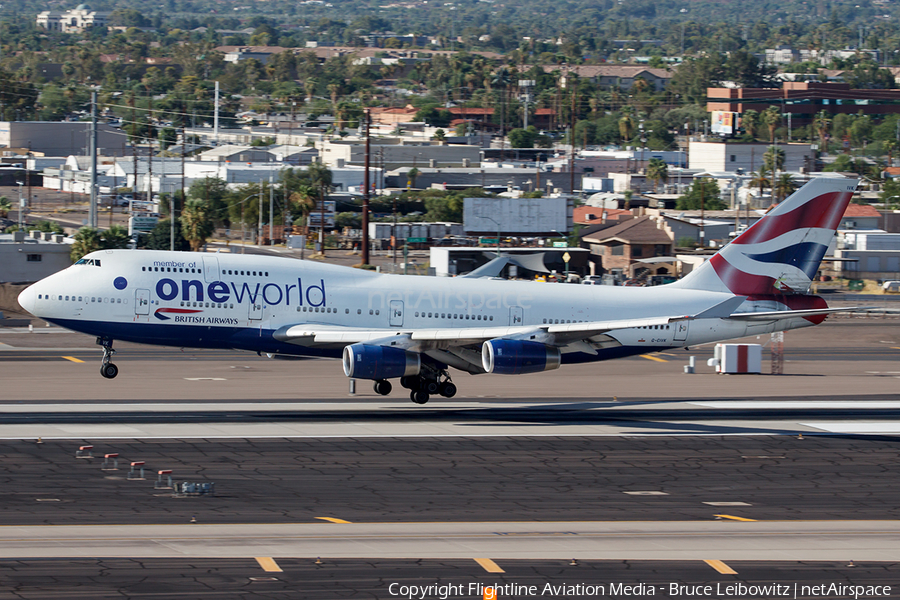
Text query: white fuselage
17 249 818 363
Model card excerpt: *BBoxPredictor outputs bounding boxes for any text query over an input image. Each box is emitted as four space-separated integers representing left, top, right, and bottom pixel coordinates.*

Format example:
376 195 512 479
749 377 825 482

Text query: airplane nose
17 285 38 315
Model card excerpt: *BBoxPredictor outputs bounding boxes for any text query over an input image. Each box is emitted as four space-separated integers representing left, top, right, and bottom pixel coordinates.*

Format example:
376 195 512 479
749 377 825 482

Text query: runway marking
658 353 678 357
640 354 668 363
474 558 505 573
704 502 752 507
714 514 757 522
255 557 283 572
315 517 352 524
704 559 737 574
61 356 84 363
184 378 227 381
624 491 669 496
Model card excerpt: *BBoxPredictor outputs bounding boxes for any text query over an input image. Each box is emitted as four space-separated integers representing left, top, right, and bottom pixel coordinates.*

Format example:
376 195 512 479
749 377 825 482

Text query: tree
424 194 463 221
618 114 635 143
70 225 130 262
750 168 772 202
407 167 420 189
773 173 798 203
432 129 446 142
144 219 190 251
508 127 537 148
880 178 900 209
0 196 9 219
741 110 759 140
180 198 215 251
813 110 832 152
763 146 785 173
646 158 668 192
70 228 103 262
676 178 725 211
761 106 781 143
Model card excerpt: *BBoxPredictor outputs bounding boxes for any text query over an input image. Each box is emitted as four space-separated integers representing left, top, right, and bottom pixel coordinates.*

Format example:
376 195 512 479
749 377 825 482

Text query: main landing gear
97 337 118 379
399 371 456 405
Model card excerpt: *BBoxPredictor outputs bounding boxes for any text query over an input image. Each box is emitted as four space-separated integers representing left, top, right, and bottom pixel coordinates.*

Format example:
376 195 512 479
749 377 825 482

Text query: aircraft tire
101 363 119 379
423 380 440 395
374 379 392 396
400 376 418 390
439 382 457 398
410 390 429 404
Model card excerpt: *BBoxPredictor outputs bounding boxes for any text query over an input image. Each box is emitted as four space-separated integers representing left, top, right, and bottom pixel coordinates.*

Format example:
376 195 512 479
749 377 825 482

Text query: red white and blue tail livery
17 177 860 403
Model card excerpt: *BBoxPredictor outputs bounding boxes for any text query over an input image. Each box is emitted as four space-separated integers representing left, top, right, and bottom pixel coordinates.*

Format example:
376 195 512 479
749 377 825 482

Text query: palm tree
618 114 635 143
70 227 103 262
763 146 785 174
307 162 333 255
646 158 668 192
762 106 781 143
741 109 759 140
773 173 798 203
180 198 214 252
749 168 771 204
813 110 832 153
884 140 896 168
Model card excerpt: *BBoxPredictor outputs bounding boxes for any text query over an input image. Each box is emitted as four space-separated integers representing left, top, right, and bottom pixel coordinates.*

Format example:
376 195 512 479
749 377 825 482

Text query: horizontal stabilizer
726 306 873 321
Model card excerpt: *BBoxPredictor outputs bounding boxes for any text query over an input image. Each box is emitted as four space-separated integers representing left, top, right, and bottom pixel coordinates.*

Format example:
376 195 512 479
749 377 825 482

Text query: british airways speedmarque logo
154 308 203 321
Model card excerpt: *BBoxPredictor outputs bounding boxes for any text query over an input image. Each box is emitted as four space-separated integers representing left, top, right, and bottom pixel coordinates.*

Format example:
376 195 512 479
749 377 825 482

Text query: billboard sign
710 111 735 135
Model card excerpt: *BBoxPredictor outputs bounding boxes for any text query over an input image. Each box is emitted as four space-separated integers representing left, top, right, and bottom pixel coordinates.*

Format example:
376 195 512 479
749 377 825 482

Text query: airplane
17 176 860 404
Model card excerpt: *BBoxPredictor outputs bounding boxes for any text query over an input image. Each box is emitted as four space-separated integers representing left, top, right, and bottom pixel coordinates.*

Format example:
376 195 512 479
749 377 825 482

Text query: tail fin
672 176 858 296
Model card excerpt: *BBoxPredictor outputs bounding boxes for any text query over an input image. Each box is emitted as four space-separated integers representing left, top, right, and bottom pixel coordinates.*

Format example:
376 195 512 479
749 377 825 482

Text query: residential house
580 215 675 277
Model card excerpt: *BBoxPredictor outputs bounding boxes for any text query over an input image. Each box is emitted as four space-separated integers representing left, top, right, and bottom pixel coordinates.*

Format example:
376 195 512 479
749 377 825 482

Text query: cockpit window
75 258 101 267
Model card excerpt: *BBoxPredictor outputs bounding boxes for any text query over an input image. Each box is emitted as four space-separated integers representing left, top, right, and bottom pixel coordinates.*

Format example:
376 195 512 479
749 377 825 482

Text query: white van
883 281 900 293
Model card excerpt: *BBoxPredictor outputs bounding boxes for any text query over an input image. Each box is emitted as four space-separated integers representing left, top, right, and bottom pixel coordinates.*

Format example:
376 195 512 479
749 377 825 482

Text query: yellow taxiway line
704 559 737 574
474 558 505 573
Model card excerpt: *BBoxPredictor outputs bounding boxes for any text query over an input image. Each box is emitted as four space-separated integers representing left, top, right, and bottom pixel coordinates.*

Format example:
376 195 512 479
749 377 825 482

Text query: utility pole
699 179 705 247
269 174 274 245
362 108 371 265
258 179 263 246
89 90 98 229
214 80 219 145
569 75 577 195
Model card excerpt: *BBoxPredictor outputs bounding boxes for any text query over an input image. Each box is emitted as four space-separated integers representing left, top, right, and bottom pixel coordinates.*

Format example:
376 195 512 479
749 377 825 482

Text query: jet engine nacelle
482 339 561 375
342 343 421 380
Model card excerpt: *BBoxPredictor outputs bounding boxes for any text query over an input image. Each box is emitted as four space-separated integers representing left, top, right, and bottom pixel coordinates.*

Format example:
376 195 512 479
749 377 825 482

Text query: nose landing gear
97 337 118 379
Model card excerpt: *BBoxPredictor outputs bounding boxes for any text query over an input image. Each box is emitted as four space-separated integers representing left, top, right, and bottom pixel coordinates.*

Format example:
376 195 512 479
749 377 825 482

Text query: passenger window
117 299 121 304
345 309 349 314
357 309 362 314
375 310 380 315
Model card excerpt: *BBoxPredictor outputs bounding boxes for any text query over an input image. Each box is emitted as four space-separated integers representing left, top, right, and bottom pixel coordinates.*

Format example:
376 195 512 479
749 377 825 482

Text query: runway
1 318 900 597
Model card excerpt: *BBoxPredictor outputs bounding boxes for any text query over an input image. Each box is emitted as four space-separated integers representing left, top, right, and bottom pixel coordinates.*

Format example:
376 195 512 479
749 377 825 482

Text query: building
550 65 672 92
836 232 900 280
321 140 481 170
580 215 675 277
687 141 815 174
707 82 900 128
36 4 110 33
0 122 126 157
0 231 71 284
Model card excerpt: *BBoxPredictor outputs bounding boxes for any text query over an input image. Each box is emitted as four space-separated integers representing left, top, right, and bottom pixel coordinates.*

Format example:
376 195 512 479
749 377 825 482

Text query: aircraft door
673 320 689 342
249 301 263 320
389 300 404 327
135 289 150 315
509 306 523 326
202 256 220 283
